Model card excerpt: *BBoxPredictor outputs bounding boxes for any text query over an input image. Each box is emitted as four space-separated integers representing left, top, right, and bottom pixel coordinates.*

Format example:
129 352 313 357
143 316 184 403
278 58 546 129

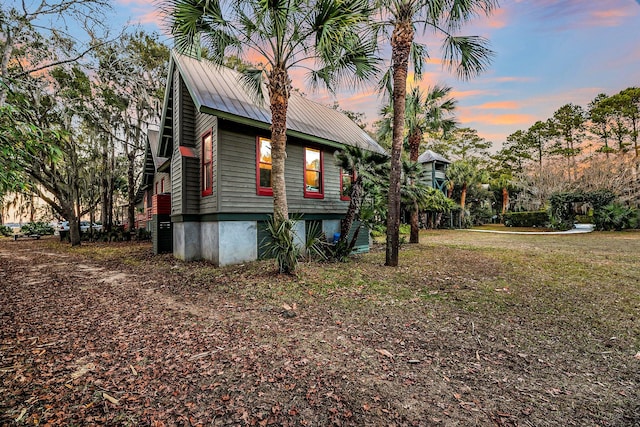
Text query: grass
472 223 554 232
15 230 639 425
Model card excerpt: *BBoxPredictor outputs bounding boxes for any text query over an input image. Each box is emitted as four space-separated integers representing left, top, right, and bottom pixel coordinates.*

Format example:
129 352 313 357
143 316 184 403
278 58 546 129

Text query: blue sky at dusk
115 0 640 148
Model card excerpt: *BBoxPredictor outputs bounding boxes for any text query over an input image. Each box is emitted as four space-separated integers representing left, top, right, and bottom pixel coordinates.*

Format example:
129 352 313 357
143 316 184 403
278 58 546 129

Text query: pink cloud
459 112 535 126
486 8 507 29
450 89 493 100
475 101 520 110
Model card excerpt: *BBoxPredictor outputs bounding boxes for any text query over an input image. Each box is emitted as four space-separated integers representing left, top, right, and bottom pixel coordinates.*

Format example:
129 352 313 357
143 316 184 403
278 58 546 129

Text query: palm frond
239 68 267 104
442 34 494 80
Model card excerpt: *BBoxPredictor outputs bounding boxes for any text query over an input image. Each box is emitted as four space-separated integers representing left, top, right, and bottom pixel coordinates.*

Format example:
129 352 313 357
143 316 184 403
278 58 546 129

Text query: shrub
261 216 300 274
20 222 55 235
593 204 638 231
503 211 549 228
136 228 151 240
399 223 411 235
0 225 12 237
302 221 329 262
575 214 593 224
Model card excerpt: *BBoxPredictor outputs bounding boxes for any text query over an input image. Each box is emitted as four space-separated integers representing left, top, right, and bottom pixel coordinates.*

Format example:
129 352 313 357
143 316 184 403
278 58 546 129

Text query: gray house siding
179 77 196 148
183 157 200 214
196 115 218 213
170 145 183 215
216 126 348 215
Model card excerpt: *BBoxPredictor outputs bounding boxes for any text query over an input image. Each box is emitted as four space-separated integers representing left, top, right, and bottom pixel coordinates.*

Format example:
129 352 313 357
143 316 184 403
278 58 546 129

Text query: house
417 150 450 194
146 51 385 266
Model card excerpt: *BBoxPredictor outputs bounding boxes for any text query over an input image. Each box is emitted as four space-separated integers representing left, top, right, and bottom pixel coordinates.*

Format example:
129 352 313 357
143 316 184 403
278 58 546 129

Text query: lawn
1 230 638 426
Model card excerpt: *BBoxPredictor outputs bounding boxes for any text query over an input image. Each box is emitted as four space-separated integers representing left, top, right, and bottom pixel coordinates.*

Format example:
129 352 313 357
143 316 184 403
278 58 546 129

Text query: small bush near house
594 203 638 231
503 211 549 228
261 216 300 274
0 225 12 237
20 222 55 235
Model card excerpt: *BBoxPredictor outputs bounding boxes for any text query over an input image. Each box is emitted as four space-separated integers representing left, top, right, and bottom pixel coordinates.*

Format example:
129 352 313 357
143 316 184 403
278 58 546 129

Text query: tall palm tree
377 0 497 266
405 84 456 242
165 0 378 222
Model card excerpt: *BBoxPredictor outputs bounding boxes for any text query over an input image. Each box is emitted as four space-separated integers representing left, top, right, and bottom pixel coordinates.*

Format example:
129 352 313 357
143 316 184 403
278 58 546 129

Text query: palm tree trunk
501 187 509 217
268 66 291 222
410 201 419 243
408 130 421 244
339 178 363 245
386 20 414 267
460 182 467 223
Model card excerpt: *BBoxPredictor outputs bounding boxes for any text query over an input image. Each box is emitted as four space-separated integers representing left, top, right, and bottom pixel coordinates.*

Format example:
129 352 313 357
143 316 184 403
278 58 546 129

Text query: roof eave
200 105 347 151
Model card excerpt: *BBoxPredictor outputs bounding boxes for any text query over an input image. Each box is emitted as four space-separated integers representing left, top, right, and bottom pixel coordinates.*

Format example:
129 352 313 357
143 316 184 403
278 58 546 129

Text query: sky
114 0 640 149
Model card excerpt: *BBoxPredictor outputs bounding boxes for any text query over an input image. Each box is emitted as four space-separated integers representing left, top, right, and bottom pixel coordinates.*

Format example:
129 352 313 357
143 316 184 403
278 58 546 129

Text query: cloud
450 89 494 100
486 8 508 29
459 112 536 126
519 0 638 31
474 101 520 110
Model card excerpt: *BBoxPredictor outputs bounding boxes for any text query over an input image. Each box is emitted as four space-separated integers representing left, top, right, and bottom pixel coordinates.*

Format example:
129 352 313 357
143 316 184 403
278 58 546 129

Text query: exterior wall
216 126 349 215
422 161 448 192
172 71 200 216
153 172 170 195
196 115 218 213
174 218 363 266
173 221 201 261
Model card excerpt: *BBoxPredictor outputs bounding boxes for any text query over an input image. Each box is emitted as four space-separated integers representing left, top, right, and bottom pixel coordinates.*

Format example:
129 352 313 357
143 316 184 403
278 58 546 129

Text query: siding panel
196 114 218 213
218 128 349 214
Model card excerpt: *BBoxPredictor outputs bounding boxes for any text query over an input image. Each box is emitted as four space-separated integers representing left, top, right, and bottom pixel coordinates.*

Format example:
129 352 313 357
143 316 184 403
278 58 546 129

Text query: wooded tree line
495 88 640 212
0 0 169 245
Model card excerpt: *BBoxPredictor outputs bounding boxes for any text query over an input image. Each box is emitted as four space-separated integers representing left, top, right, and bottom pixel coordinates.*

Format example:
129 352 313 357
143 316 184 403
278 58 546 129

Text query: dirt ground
1 234 638 426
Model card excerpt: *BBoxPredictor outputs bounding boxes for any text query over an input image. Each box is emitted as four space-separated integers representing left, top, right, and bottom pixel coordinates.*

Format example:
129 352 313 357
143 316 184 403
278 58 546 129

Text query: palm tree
405 84 456 242
165 0 378 222
334 146 388 258
446 159 475 223
377 0 497 266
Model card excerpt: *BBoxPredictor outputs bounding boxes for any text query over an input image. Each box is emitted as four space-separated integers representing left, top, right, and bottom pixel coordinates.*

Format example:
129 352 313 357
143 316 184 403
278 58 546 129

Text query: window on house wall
304 147 323 198
160 177 165 193
340 168 354 201
155 182 158 195
202 131 213 196
256 137 273 196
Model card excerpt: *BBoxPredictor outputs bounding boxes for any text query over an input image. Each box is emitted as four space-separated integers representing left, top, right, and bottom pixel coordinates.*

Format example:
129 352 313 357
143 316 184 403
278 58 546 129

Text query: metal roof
418 149 451 164
173 51 386 154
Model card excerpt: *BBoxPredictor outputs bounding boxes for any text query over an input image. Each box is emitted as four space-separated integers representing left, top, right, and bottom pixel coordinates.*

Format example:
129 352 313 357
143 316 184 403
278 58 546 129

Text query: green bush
399 223 411 235
0 225 13 237
575 214 593 224
136 228 151 240
503 211 549 228
594 204 638 231
20 222 55 235
261 216 300 274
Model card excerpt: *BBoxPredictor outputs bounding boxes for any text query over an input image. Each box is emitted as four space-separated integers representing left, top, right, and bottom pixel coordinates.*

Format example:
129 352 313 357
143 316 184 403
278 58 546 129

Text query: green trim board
171 212 346 223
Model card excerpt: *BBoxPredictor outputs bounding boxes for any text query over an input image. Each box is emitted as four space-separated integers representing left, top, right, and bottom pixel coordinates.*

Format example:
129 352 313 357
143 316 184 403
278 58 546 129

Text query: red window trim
256 136 273 196
340 168 355 201
202 130 213 197
303 146 324 199
160 177 165 194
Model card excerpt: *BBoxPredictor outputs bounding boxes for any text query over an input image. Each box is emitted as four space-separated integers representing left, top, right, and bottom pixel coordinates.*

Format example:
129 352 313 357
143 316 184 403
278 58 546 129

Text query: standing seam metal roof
173 51 386 154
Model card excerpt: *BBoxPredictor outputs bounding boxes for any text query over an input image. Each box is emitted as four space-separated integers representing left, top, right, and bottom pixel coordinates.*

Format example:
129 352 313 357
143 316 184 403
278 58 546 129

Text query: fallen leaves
102 392 119 405
375 348 394 359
